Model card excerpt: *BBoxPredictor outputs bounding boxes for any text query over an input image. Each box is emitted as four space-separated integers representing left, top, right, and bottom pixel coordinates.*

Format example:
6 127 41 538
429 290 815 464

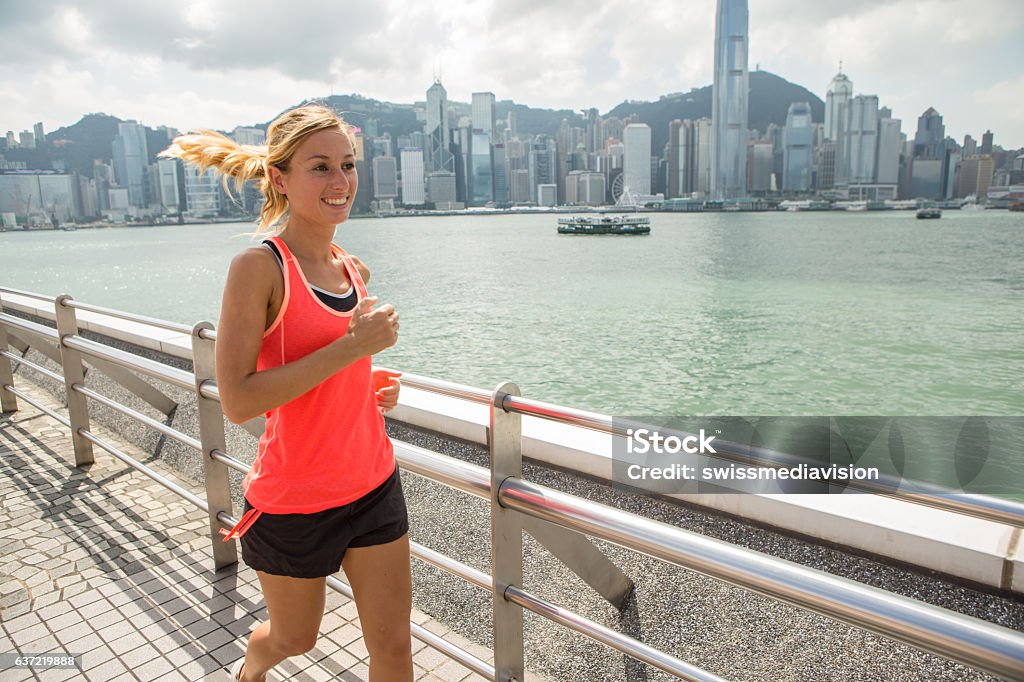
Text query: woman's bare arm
215 248 398 423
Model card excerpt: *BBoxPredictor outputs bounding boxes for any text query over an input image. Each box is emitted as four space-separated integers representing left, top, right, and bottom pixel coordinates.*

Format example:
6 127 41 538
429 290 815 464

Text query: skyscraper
667 120 696 199
956 155 995 199
470 92 496 205
623 123 652 196
711 0 749 200
748 142 774 193
528 137 557 203
824 69 853 142
914 108 945 159
695 118 714 197
492 144 509 204
782 102 813 192
876 114 903 186
112 121 150 208
425 81 453 173
962 134 977 158
400 148 426 205
372 156 399 201
842 95 879 185
980 130 994 155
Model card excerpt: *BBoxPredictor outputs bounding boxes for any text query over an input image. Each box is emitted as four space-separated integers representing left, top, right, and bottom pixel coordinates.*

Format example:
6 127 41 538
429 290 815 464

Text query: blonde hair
160 104 355 233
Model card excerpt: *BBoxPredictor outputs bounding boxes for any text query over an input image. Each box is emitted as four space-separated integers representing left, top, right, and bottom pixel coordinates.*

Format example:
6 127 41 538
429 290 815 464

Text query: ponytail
161 104 351 234
160 130 288 233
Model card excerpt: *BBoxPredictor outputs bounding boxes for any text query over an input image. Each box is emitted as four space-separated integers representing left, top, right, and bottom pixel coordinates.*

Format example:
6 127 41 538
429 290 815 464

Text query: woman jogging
162 104 412 682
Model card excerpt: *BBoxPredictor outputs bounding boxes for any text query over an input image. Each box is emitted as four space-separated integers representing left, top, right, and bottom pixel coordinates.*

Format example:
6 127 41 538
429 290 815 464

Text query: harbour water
2 210 1022 418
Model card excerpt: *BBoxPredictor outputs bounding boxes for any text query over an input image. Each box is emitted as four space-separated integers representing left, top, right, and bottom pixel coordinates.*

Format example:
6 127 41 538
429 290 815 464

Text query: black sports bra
262 240 358 312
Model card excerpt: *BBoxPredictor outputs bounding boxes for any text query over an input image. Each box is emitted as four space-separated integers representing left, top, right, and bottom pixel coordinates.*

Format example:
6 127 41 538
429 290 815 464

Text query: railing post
490 381 524 682
0 293 18 413
191 322 237 570
54 295 93 466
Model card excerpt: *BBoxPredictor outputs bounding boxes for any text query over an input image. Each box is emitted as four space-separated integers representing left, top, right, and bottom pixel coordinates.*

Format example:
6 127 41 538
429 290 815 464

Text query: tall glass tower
783 102 813 192
470 92 496 205
824 68 853 142
111 121 149 209
425 81 453 173
711 0 749 200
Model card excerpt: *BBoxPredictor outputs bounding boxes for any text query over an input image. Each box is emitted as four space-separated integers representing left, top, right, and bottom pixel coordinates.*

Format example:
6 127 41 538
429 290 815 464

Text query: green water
2 210 1022 416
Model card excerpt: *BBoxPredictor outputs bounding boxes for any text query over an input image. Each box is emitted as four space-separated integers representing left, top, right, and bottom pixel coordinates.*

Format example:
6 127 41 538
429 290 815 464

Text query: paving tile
432 659 473 682
3 611 42 633
22 632 61 653
208 640 245 666
80 642 117 669
84 655 129 681
108 631 149 657
34 668 79 682
96 619 136 644
413 645 452 672
133 653 175 679
2 379 542 682
10 621 50 646
343 636 369 661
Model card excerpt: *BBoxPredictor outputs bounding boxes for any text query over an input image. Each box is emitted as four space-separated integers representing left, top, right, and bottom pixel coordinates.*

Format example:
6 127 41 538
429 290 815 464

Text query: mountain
47 113 123 176
288 94 422 139
5 70 824 176
607 70 825 154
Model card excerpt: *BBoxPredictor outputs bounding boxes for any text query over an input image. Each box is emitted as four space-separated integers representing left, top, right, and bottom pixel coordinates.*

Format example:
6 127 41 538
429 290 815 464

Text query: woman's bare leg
342 533 413 682
238 573 326 682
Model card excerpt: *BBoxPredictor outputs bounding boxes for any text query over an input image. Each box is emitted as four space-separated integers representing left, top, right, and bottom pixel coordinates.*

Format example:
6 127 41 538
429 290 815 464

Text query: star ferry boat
557 214 651 235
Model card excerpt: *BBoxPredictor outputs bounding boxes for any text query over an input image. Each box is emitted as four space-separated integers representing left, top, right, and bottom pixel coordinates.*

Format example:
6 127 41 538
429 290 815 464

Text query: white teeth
324 197 348 206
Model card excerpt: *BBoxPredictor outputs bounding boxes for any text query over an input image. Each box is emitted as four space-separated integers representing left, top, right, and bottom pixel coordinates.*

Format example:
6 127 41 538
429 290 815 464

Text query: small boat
557 215 651 235
916 208 942 219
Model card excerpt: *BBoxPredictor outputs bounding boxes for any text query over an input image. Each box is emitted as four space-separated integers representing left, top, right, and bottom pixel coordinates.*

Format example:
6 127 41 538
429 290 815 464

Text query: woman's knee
364 624 412 660
270 629 319 657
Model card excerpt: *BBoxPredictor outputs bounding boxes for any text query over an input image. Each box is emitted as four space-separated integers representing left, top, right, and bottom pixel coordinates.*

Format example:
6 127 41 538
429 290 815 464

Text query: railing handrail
60 298 196 335
389 359 1024 528
0 286 54 301
2 288 1023 682
6 291 1022 527
498 475 1024 680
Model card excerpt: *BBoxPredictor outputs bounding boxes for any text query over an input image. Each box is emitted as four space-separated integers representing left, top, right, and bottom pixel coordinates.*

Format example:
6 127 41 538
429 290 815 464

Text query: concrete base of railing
4 291 1022 596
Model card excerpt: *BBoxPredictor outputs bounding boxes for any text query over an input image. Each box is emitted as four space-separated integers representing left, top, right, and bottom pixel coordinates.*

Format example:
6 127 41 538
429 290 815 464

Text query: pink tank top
238 236 395 515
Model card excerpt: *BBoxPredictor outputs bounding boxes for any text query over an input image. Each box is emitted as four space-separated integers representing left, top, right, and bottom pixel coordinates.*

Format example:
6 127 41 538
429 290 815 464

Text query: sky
1 0 1022 148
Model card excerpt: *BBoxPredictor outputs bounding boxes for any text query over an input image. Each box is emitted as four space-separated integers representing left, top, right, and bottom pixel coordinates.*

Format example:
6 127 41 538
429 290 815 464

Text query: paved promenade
0 378 496 682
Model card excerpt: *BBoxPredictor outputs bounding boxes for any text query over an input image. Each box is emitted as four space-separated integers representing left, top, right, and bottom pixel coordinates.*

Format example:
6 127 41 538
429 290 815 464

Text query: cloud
0 0 1021 147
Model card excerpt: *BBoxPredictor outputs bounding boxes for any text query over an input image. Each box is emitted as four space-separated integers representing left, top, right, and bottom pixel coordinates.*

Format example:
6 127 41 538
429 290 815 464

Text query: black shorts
240 466 409 579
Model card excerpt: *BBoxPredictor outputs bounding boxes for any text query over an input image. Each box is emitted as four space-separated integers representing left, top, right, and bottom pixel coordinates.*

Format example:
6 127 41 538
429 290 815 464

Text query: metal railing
2 287 1024 682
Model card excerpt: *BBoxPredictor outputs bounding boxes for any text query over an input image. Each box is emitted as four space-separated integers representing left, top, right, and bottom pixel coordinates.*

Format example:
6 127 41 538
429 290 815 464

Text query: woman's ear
267 165 287 194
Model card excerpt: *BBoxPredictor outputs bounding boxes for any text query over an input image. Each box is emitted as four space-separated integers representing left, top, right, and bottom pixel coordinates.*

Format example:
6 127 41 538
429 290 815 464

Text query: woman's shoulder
347 253 371 284
231 243 278 268
227 244 282 284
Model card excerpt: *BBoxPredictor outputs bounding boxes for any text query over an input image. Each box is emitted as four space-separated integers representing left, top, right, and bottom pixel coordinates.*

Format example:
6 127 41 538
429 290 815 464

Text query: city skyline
0 1 1022 148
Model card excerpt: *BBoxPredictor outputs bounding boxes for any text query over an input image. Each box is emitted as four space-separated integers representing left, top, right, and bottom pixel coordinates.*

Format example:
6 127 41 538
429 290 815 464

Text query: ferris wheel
610 173 625 203
616 184 641 208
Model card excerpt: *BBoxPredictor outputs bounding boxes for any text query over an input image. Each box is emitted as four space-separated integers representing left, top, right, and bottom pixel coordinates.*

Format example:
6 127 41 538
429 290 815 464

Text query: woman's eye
314 165 329 172
343 163 356 171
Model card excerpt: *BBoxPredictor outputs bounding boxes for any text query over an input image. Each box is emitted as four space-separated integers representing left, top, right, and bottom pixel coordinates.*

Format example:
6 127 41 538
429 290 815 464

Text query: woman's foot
229 658 245 681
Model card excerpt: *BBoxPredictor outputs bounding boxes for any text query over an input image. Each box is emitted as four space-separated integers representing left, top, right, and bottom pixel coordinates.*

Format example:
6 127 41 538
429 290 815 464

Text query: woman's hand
372 368 402 413
344 296 399 357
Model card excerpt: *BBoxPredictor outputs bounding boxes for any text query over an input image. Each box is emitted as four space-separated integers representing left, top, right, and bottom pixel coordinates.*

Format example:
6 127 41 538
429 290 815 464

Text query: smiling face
269 128 358 230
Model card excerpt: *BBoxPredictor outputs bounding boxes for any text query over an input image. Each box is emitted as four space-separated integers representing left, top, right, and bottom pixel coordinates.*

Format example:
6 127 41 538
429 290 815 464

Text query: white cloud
0 0 1021 147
